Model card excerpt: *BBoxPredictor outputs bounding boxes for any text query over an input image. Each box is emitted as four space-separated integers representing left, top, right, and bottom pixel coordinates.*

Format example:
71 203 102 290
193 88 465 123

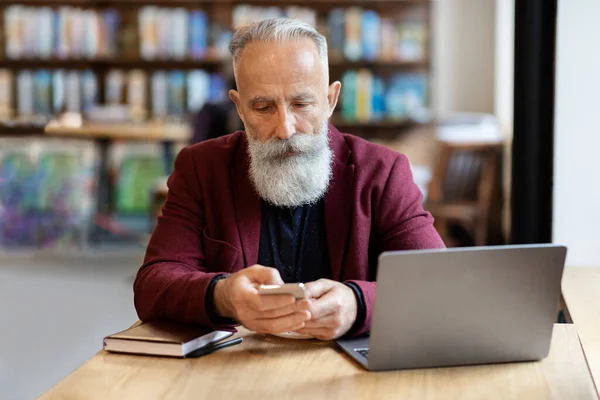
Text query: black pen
185 337 243 358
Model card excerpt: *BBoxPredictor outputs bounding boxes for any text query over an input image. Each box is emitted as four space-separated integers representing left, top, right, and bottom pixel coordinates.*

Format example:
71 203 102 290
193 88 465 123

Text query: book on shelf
52 70 65 114
340 69 428 123
17 71 34 118
105 69 126 106
189 10 209 59
3 5 118 60
344 7 362 62
33 70 52 118
361 10 380 62
187 70 210 113
138 6 230 61
327 9 345 59
167 71 186 117
0 137 97 249
65 70 82 114
151 71 169 120
81 70 99 116
127 70 147 122
0 69 13 120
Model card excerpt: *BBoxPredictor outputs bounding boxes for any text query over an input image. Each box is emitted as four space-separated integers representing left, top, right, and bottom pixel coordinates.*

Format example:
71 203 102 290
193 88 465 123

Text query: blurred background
1 1 598 399
0 0 510 251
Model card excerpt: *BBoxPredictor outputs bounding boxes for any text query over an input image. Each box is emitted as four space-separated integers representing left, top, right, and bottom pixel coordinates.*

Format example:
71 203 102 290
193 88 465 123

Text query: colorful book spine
105 69 125 105
33 70 52 116
371 76 386 121
52 70 65 113
127 70 147 121
139 7 158 60
167 71 186 117
187 70 209 112
81 70 98 115
17 71 34 118
361 10 380 61
189 10 208 59
37 7 54 59
171 8 188 60
0 70 14 120
328 9 345 59
151 71 168 120
355 69 372 122
4 6 23 59
209 73 226 103
65 71 81 113
340 70 357 122
344 7 362 61
103 9 120 56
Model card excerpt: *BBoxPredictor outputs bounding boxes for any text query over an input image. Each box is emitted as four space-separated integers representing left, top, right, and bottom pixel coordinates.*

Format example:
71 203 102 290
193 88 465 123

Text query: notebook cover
106 321 234 345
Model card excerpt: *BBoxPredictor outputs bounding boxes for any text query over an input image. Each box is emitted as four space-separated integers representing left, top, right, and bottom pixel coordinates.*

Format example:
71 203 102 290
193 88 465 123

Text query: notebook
103 321 235 358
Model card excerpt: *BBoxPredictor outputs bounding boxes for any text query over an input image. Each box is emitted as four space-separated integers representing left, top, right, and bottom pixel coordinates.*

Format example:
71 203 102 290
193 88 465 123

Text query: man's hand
295 279 358 340
213 265 311 334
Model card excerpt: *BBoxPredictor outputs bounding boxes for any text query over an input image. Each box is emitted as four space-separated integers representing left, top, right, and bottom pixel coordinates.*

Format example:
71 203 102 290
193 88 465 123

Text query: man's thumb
248 265 284 285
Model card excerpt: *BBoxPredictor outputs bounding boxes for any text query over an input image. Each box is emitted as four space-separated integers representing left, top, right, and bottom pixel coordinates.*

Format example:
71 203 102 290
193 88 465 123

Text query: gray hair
229 18 329 75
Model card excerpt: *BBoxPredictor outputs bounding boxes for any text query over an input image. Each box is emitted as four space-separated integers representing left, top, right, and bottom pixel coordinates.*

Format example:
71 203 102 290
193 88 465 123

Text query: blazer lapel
231 136 261 267
324 125 354 281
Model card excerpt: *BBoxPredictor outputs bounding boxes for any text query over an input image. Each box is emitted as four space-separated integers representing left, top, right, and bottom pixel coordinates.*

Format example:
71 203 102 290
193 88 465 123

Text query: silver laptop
336 244 567 371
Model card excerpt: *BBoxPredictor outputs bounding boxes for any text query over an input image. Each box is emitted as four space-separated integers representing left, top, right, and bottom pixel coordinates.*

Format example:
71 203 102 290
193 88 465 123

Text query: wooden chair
424 141 504 247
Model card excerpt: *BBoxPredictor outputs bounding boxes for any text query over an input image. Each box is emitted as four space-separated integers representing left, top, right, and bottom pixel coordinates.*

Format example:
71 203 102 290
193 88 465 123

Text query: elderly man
134 18 445 340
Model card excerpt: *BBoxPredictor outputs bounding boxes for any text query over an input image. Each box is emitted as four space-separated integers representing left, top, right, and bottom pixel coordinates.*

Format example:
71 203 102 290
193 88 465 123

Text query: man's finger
254 300 310 319
303 279 334 299
306 291 340 320
254 310 311 334
246 265 284 285
302 313 338 329
247 292 296 312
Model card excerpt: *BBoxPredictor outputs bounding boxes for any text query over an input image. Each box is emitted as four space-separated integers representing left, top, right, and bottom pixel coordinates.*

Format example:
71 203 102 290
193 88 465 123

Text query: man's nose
274 108 295 140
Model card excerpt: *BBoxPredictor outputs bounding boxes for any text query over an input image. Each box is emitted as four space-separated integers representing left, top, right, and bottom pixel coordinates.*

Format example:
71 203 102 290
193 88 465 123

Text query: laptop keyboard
355 348 369 359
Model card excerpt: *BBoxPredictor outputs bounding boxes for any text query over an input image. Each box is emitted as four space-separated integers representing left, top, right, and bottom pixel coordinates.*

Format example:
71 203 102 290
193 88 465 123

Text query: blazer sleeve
133 146 236 330
345 154 446 336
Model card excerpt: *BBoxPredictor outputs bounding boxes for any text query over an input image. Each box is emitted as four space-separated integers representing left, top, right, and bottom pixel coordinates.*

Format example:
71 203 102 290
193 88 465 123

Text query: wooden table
563 267 600 391
38 324 597 400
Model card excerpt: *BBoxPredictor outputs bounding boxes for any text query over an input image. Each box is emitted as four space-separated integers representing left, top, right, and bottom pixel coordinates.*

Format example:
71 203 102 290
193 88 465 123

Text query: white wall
432 0 496 116
494 0 514 133
553 0 600 267
494 0 515 239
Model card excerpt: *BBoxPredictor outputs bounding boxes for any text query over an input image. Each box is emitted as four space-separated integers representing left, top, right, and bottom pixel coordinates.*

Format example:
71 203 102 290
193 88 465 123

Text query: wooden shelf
331 118 424 140
0 123 46 136
0 1 217 6
0 57 226 70
0 0 429 6
329 59 428 71
332 118 417 128
0 0 432 136
44 121 191 142
0 57 428 71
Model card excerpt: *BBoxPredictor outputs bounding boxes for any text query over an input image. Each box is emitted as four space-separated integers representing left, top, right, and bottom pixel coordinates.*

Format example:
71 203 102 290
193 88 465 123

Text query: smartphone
258 283 306 299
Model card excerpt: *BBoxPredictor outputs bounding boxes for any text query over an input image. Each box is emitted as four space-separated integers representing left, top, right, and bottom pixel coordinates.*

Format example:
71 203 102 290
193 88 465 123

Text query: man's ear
229 89 244 121
327 81 342 118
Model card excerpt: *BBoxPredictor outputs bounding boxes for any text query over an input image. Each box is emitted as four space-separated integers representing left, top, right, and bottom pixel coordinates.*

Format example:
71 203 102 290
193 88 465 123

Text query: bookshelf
0 0 432 139
0 1 433 248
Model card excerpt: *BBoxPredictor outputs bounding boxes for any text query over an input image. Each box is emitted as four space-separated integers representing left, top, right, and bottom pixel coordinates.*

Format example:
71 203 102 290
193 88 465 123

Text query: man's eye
255 106 270 112
294 103 309 108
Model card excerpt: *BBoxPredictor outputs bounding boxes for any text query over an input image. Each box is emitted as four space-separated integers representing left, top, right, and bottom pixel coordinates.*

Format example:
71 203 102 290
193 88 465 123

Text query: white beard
245 121 333 207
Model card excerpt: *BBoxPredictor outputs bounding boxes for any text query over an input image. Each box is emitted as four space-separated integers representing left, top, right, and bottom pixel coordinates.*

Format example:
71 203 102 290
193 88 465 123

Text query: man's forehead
234 40 324 81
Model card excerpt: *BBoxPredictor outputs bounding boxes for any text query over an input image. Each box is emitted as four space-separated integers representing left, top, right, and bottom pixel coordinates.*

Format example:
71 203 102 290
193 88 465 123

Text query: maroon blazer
133 125 445 337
